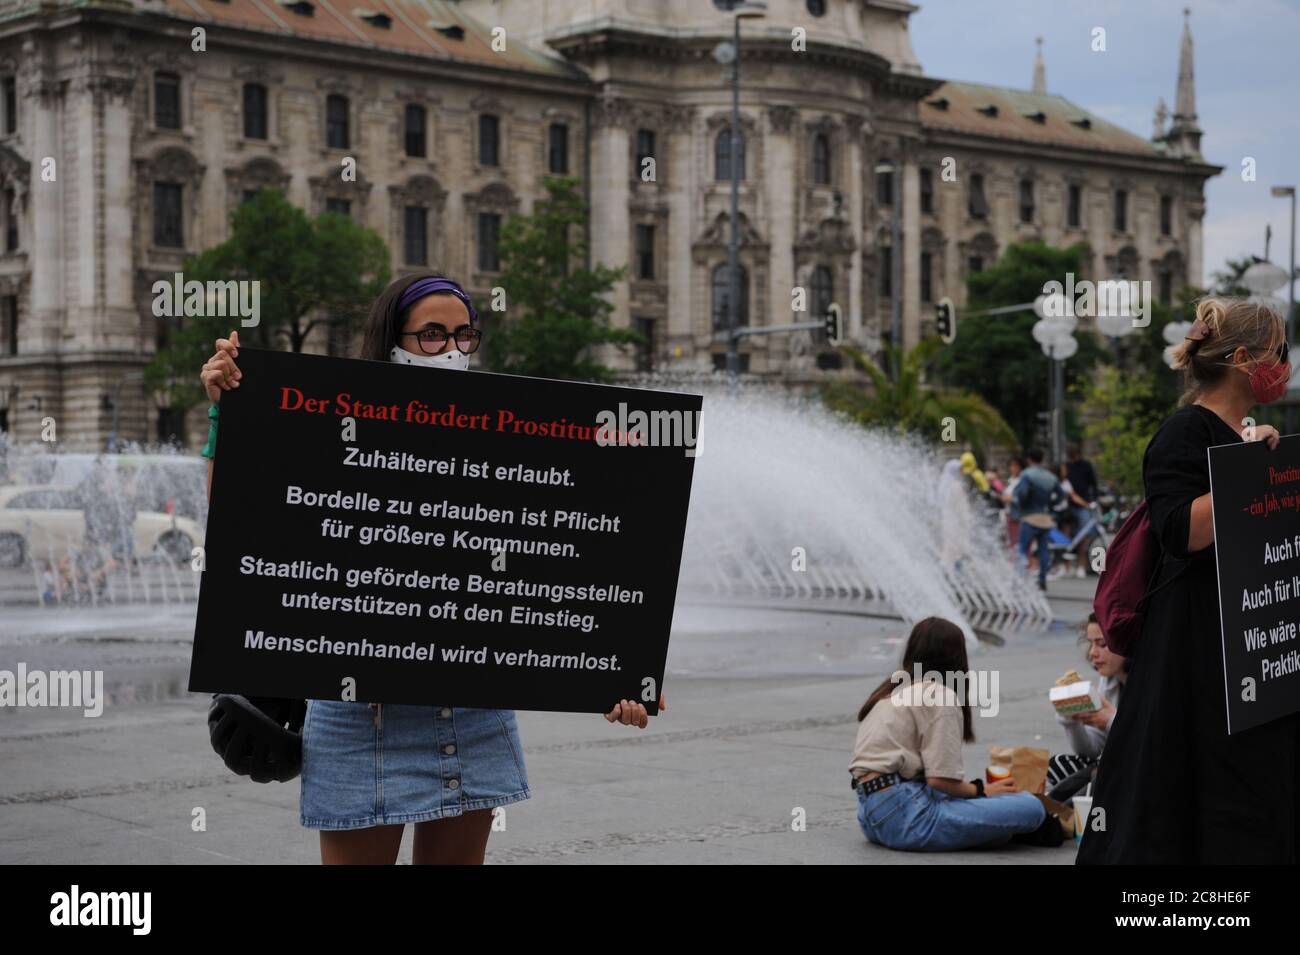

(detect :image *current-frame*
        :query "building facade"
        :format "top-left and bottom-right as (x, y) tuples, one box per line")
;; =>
(0, 0), (1220, 449)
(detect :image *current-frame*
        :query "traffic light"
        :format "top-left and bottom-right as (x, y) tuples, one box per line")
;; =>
(823, 303), (843, 347)
(936, 297), (956, 343)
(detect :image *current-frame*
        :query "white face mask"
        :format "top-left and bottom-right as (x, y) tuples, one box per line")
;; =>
(390, 345), (470, 371)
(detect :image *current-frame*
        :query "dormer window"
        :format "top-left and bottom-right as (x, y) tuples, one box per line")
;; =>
(281, 0), (314, 15)
(428, 20), (465, 40)
(356, 9), (391, 28)
(926, 97), (949, 111)
(1071, 117), (1092, 130)
(1024, 111), (1046, 124)
(976, 104), (999, 118)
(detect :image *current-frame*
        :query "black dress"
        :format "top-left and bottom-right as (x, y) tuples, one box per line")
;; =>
(1077, 403), (1299, 864)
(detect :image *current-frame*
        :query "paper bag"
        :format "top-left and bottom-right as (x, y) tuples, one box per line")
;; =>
(1038, 794), (1075, 837)
(988, 745), (1049, 795)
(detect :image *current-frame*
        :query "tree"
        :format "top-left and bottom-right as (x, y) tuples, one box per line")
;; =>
(822, 337), (1019, 458)
(1079, 366), (1164, 498)
(481, 176), (641, 382)
(932, 240), (1106, 450)
(145, 188), (390, 408)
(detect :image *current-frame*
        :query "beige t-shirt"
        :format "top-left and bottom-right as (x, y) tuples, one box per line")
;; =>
(849, 679), (966, 781)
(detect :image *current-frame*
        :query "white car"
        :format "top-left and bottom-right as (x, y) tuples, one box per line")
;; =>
(0, 485), (206, 568)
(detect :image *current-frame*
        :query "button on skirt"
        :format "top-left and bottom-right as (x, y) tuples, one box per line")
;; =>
(300, 700), (531, 830)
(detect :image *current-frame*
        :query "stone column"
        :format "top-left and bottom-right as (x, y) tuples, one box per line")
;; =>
(666, 105), (696, 356)
(900, 147), (921, 347)
(589, 97), (632, 368)
(765, 105), (796, 361)
(845, 115), (864, 339)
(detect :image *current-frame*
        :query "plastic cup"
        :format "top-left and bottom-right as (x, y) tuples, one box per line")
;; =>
(1072, 795), (1093, 844)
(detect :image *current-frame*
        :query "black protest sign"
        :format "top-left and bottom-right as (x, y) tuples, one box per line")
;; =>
(1209, 436), (1300, 733)
(188, 347), (701, 713)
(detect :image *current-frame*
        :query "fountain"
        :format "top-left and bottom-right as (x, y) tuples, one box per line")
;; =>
(670, 383), (1051, 649)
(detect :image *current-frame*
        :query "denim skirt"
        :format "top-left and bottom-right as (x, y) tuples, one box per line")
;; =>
(300, 700), (530, 830)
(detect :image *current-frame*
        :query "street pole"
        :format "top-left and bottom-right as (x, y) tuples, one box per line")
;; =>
(725, 14), (741, 388)
(890, 160), (902, 381)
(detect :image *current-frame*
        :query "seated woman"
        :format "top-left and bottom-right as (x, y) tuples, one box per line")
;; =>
(850, 617), (1055, 852)
(1046, 613), (1126, 802)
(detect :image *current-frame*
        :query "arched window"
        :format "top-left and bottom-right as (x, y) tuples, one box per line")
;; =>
(812, 133), (831, 185)
(715, 129), (745, 181)
(712, 263), (749, 332)
(810, 265), (833, 317)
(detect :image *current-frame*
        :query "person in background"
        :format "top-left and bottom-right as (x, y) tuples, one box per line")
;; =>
(1046, 613), (1126, 802)
(1013, 448), (1063, 591)
(1065, 443), (1100, 575)
(1001, 456), (1024, 550)
(850, 617), (1057, 851)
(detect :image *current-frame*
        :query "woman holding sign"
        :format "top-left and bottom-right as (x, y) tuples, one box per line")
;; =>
(1078, 297), (1297, 864)
(200, 274), (662, 865)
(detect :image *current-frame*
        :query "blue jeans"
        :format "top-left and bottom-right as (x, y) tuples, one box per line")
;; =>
(856, 779), (1045, 852)
(1018, 521), (1053, 585)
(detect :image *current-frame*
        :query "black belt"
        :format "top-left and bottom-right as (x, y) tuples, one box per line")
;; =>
(851, 771), (904, 796)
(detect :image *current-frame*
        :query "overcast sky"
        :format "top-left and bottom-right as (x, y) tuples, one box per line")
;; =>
(909, 0), (1300, 291)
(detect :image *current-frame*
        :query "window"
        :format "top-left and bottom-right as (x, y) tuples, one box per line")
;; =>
(878, 246), (892, 297)
(920, 252), (933, 303)
(325, 197), (351, 217)
(711, 263), (749, 332)
(243, 84), (268, 140)
(1067, 184), (1082, 228)
(403, 206), (427, 265)
(3, 76), (15, 135)
(811, 133), (831, 185)
(478, 212), (501, 271)
(156, 408), (185, 447)
(711, 352), (750, 373)
(479, 114), (500, 166)
(968, 174), (988, 219)
(153, 183), (183, 247)
(1160, 195), (1173, 236)
(1113, 189), (1128, 232)
(1159, 270), (1173, 305)
(4, 188), (15, 252)
(876, 166), (894, 206)
(1019, 179), (1034, 223)
(807, 0), (827, 15)
(326, 94), (349, 149)
(548, 123), (569, 174)
(920, 168), (934, 214)
(635, 129), (656, 174)
(404, 104), (426, 158)
(154, 73), (181, 130)
(2, 295), (16, 356)
(241, 189), (259, 205)
(715, 129), (745, 181)
(635, 224), (655, 280)
(635, 317), (656, 372)
(810, 265), (833, 317)
(968, 256), (984, 274)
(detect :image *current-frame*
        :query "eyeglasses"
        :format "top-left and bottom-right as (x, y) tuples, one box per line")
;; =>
(399, 324), (483, 355)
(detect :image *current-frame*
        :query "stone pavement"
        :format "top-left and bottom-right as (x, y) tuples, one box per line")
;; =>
(0, 575), (1098, 864)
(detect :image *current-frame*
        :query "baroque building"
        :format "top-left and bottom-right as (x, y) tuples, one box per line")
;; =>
(0, 0), (1220, 449)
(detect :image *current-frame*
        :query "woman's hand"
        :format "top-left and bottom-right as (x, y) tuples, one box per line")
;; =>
(985, 777), (1020, 797)
(1248, 423), (1281, 450)
(1073, 696), (1115, 729)
(604, 694), (665, 729)
(201, 330), (242, 403)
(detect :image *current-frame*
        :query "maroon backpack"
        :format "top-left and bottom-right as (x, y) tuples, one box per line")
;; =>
(1093, 500), (1159, 656)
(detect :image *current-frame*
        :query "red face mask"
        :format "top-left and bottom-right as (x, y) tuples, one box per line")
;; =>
(1249, 359), (1292, 404)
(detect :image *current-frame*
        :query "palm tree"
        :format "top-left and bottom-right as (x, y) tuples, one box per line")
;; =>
(821, 337), (1018, 456)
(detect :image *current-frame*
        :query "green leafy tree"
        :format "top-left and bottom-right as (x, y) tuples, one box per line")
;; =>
(932, 240), (1106, 450)
(145, 188), (389, 407)
(481, 176), (640, 382)
(1079, 366), (1165, 497)
(822, 338), (1018, 457)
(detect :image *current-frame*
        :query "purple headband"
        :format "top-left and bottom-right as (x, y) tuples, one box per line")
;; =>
(397, 277), (478, 325)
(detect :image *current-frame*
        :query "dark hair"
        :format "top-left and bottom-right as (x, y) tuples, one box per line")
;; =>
(1008, 456), (1024, 469)
(1079, 611), (1130, 672)
(857, 617), (974, 742)
(359, 273), (476, 362)
(1066, 443), (1080, 459)
(1026, 447), (1044, 464)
